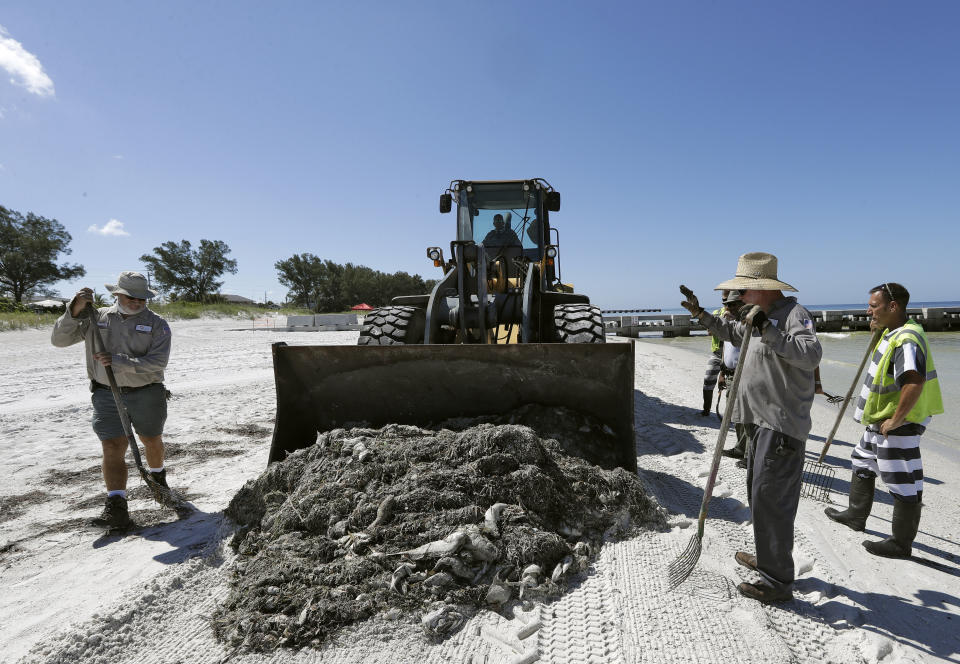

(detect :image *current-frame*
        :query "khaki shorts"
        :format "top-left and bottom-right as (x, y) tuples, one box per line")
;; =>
(91, 383), (168, 440)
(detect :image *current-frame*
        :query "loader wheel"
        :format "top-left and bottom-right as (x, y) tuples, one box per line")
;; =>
(553, 304), (606, 343)
(358, 306), (425, 345)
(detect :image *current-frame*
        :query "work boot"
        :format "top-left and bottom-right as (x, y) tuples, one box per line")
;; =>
(737, 581), (792, 604)
(149, 469), (169, 488)
(863, 498), (922, 559)
(736, 458), (748, 469)
(824, 471), (875, 531)
(699, 390), (712, 416)
(90, 495), (132, 529)
(734, 551), (757, 571)
(722, 448), (745, 459)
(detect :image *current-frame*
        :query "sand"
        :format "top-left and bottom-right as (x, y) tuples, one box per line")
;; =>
(1, 318), (958, 663)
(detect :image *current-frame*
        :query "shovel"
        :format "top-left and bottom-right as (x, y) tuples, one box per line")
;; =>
(668, 318), (754, 590)
(84, 303), (183, 509)
(801, 328), (883, 502)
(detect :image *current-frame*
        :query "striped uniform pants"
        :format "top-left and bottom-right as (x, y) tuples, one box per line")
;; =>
(703, 351), (723, 391)
(851, 426), (923, 501)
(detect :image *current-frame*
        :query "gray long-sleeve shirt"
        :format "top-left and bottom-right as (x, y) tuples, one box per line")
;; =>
(51, 303), (171, 388)
(699, 296), (822, 441)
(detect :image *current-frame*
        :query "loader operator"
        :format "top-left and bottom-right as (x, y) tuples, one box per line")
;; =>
(51, 271), (172, 529)
(681, 251), (822, 604)
(824, 282), (943, 559)
(483, 213), (521, 246)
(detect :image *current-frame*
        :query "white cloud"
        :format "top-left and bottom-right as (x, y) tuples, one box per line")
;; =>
(87, 219), (130, 237)
(0, 25), (55, 97)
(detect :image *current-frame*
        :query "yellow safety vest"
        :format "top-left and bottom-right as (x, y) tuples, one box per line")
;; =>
(710, 307), (726, 354)
(861, 320), (944, 425)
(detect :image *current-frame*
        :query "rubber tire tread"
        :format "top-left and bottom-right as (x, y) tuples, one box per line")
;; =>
(553, 304), (605, 343)
(357, 306), (425, 345)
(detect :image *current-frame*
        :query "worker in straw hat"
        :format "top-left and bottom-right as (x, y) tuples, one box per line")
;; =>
(680, 252), (822, 603)
(51, 271), (173, 529)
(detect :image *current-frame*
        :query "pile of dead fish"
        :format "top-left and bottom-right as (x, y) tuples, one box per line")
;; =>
(214, 406), (666, 650)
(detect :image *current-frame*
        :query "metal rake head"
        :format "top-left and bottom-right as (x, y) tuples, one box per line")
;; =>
(667, 531), (702, 590)
(138, 468), (186, 510)
(823, 392), (844, 405)
(801, 460), (836, 502)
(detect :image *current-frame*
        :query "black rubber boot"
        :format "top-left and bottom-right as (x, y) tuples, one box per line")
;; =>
(863, 497), (922, 559)
(90, 495), (132, 529)
(824, 471), (875, 531)
(699, 390), (712, 416)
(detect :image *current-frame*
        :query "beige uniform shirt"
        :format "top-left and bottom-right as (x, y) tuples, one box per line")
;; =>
(51, 304), (171, 388)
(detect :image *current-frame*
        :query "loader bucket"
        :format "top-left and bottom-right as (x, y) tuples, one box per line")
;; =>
(268, 342), (637, 472)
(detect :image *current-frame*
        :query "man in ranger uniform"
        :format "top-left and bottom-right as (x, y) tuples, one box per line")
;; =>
(681, 252), (822, 603)
(51, 271), (172, 529)
(824, 282), (944, 558)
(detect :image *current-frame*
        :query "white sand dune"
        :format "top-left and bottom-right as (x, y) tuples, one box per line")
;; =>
(1, 319), (958, 663)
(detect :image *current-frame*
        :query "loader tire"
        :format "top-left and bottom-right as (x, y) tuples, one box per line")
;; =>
(358, 306), (426, 345)
(553, 304), (606, 343)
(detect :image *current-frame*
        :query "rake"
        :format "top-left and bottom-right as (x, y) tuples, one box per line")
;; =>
(668, 319), (754, 590)
(801, 329), (882, 502)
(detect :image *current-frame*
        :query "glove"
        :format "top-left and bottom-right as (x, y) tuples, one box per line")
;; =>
(679, 285), (703, 317)
(740, 304), (769, 331)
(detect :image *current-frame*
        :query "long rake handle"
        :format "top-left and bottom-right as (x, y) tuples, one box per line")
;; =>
(817, 328), (882, 464)
(696, 319), (754, 538)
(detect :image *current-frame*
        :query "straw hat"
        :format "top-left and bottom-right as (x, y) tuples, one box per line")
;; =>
(714, 252), (797, 292)
(105, 271), (157, 300)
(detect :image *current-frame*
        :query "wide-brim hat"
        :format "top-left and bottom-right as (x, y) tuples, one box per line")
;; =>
(105, 271), (157, 300)
(714, 252), (797, 292)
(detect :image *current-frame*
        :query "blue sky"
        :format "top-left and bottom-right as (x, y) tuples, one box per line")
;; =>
(2, 2), (958, 310)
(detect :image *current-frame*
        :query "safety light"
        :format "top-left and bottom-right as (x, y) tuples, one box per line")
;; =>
(427, 247), (443, 266)
(545, 245), (558, 259)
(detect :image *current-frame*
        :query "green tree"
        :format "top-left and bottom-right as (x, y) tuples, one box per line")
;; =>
(275, 253), (324, 309)
(0, 205), (86, 303)
(139, 239), (238, 302)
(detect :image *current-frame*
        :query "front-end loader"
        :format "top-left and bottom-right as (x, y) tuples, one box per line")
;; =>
(268, 179), (636, 471)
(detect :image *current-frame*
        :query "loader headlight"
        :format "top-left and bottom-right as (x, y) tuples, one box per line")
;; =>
(427, 247), (441, 261)
(545, 245), (558, 259)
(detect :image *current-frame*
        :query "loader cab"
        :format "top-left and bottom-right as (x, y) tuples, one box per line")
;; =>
(450, 180), (551, 262)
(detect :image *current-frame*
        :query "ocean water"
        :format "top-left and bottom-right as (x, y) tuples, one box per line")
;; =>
(635, 328), (960, 452)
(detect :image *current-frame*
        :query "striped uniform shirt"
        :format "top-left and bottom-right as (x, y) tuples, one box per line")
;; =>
(850, 325), (930, 500)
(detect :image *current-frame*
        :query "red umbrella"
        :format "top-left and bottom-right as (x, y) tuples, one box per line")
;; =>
(350, 303), (374, 311)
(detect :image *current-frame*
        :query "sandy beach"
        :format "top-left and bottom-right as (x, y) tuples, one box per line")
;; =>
(1, 318), (958, 663)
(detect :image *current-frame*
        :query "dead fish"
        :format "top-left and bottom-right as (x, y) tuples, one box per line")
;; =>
(521, 564), (541, 587)
(390, 562), (416, 594)
(423, 571), (454, 588)
(337, 531), (372, 554)
(395, 531), (468, 560)
(485, 580), (511, 605)
(436, 556), (474, 580)
(464, 530), (499, 562)
(551, 555), (575, 583)
(421, 604), (467, 636)
(483, 502), (511, 537)
(368, 495), (395, 529)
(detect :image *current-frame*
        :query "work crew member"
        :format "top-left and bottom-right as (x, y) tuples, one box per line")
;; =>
(51, 271), (172, 529)
(824, 282), (943, 558)
(697, 293), (731, 417)
(483, 213), (521, 246)
(715, 290), (750, 464)
(681, 252), (822, 603)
